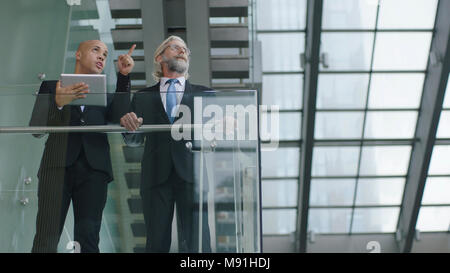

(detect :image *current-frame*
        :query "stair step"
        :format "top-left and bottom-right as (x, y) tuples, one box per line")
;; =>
(133, 244), (146, 253)
(109, 0), (141, 19)
(111, 27), (143, 50)
(211, 55), (249, 59)
(122, 145), (144, 163)
(210, 26), (249, 48)
(127, 196), (143, 214)
(210, 0), (248, 17)
(131, 221), (146, 237)
(210, 23), (248, 28)
(71, 0), (99, 20)
(125, 172), (140, 189)
(211, 83), (248, 89)
(211, 58), (249, 79)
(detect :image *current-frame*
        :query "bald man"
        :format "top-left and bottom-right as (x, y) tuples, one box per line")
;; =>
(29, 40), (135, 253)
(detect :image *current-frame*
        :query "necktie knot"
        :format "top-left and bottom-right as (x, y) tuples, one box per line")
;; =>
(166, 78), (179, 85)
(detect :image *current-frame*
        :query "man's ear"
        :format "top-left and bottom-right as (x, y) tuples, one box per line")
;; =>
(157, 53), (166, 64)
(75, 50), (81, 61)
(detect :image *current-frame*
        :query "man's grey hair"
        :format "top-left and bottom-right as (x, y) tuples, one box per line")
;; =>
(153, 35), (190, 82)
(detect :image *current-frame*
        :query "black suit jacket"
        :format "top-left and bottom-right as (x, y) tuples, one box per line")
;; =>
(128, 81), (212, 188)
(29, 73), (131, 182)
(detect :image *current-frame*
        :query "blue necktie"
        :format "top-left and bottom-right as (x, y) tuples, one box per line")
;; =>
(166, 79), (178, 123)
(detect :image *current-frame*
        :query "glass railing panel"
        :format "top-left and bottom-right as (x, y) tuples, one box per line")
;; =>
(0, 90), (261, 253)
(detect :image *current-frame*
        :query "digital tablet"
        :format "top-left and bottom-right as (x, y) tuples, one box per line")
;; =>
(60, 74), (107, 106)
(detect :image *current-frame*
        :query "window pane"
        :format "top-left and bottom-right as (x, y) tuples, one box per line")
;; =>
(261, 112), (301, 141)
(373, 32), (432, 71)
(428, 146), (450, 175)
(261, 148), (300, 177)
(308, 208), (352, 233)
(355, 178), (405, 206)
(359, 146), (411, 175)
(352, 207), (400, 233)
(378, 0), (438, 29)
(257, 0), (307, 30)
(317, 73), (369, 109)
(416, 206), (450, 232)
(262, 180), (298, 207)
(315, 112), (364, 139)
(312, 146), (360, 176)
(436, 111), (450, 138)
(310, 179), (355, 206)
(422, 177), (450, 205)
(363, 111), (418, 139)
(320, 32), (374, 71)
(259, 33), (305, 72)
(322, 0), (378, 29)
(262, 74), (303, 110)
(368, 73), (424, 109)
(262, 209), (296, 234)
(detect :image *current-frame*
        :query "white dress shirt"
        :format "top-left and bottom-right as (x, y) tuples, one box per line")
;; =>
(159, 77), (186, 113)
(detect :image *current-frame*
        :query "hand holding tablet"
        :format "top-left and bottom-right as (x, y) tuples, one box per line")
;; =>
(60, 74), (107, 107)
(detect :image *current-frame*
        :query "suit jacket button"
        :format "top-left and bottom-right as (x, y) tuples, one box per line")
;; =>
(80, 119), (86, 126)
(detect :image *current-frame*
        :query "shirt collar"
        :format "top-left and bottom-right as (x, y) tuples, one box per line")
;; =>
(160, 76), (186, 87)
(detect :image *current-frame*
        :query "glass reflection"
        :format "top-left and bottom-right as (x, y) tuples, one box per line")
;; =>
(312, 146), (360, 176)
(322, 0), (378, 30)
(317, 73), (369, 109)
(320, 32), (374, 71)
(377, 0), (438, 29)
(315, 111), (364, 139)
(351, 207), (399, 233)
(308, 208), (352, 233)
(363, 111), (418, 139)
(373, 32), (432, 71)
(368, 73), (424, 109)
(310, 179), (355, 206)
(258, 33), (305, 72)
(359, 146), (411, 175)
(256, 0), (307, 30)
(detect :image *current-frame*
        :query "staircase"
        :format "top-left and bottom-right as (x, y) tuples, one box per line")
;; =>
(209, 0), (251, 89)
(107, 0), (254, 253)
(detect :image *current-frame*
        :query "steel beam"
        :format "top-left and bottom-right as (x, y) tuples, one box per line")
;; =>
(397, 0), (450, 253)
(295, 0), (323, 253)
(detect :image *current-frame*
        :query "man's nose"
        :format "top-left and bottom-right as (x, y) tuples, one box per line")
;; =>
(98, 55), (104, 61)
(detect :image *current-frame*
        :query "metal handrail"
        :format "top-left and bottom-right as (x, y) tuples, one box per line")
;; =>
(0, 124), (203, 134)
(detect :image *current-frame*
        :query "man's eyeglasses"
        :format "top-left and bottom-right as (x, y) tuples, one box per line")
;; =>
(166, 44), (191, 56)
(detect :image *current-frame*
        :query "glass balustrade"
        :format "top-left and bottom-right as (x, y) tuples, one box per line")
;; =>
(0, 90), (261, 253)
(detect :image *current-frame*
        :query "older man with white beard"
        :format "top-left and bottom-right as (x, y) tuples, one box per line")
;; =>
(120, 36), (212, 253)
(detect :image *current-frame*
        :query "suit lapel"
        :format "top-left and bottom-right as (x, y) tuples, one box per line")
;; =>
(174, 80), (193, 123)
(150, 83), (170, 124)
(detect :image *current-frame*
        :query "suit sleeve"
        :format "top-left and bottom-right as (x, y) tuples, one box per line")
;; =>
(29, 81), (70, 137)
(107, 72), (132, 124)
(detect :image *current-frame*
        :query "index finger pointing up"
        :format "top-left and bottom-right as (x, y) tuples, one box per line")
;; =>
(127, 44), (136, 56)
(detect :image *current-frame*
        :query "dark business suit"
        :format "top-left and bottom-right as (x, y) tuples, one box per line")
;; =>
(29, 73), (130, 253)
(125, 80), (212, 252)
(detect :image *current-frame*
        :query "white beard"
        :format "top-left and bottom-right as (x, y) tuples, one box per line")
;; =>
(163, 55), (189, 74)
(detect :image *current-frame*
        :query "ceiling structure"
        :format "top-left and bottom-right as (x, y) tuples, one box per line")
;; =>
(258, 0), (449, 252)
